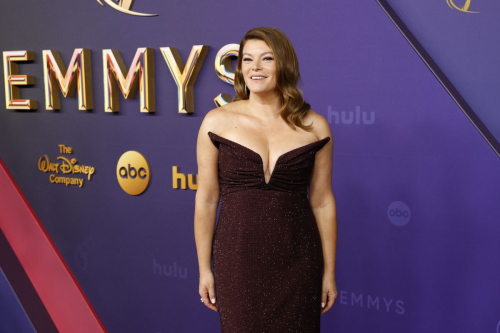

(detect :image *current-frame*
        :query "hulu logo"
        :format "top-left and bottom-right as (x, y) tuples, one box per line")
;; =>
(328, 106), (375, 125)
(153, 258), (188, 279)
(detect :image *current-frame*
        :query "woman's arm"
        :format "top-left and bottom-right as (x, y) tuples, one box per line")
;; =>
(307, 112), (338, 313)
(194, 110), (221, 312)
(309, 112), (337, 277)
(310, 189), (337, 278)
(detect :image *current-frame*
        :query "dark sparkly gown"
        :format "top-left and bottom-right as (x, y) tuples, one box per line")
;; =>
(207, 131), (331, 333)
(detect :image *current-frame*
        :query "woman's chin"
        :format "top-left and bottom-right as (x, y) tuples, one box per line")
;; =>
(248, 88), (276, 96)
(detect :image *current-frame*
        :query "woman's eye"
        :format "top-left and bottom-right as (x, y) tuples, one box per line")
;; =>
(242, 57), (273, 62)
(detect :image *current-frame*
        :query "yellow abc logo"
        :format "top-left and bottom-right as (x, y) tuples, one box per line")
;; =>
(116, 151), (151, 195)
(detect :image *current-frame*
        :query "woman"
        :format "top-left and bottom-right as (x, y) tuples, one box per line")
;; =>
(194, 27), (338, 332)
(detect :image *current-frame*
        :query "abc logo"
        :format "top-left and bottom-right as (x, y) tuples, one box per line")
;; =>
(387, 201), (410, 226)
(116, 151), (150, 195)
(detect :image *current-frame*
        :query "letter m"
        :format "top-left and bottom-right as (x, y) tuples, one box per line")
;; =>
(42, 49), (93, 110)
(351, 292), (363, 307)
(102, 48), (155, 113)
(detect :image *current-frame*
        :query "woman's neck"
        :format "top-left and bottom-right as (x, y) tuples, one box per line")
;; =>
(247, 90), (282, 121)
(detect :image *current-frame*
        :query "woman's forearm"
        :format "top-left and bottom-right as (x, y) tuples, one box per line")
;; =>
(311, 194), (338, 276)
(194, 191), (220, 275)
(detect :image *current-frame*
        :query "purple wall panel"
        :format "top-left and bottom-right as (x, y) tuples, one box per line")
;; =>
(1, 0), (499, 332)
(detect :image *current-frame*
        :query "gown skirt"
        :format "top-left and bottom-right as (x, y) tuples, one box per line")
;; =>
(207, 131), (331, 333)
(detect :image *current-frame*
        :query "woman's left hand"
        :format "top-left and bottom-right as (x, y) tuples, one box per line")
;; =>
(320, 273), (337, 315)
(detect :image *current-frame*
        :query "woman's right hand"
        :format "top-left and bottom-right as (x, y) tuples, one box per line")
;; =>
(199, 271), (218, 312)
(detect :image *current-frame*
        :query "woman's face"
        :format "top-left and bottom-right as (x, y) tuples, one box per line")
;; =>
(241, 39), (278, 96)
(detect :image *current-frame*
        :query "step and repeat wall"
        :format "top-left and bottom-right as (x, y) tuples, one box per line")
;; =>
(1, 0), (499, 332)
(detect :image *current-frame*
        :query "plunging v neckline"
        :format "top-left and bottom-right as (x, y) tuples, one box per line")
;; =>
(208, 131), (330, 185)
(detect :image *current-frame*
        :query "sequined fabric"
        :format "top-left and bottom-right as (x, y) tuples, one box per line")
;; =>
(208, 131), (330, 333)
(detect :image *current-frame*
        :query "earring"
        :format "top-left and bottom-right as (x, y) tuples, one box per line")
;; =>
(244, 84), (249, 95)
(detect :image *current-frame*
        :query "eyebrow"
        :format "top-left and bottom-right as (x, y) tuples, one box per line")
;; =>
(242, 52), (274, 56)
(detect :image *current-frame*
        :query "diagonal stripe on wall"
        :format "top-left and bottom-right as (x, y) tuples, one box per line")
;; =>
(0, 157), (107, 333)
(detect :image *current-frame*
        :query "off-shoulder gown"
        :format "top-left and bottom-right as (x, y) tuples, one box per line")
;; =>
(207, 131), (330, 333)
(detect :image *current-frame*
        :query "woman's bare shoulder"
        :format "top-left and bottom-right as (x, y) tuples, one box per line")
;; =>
(201, 101), (247, 134)
(305, 109), (332, 140)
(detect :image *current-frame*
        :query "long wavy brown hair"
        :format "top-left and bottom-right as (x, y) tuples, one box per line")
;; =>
(232, 27), (313, 131)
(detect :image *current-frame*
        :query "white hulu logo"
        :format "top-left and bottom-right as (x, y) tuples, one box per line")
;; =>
(328, 106), (375, 125)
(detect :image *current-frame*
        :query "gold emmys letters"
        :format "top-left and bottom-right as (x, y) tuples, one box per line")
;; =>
(3, 51), (37, 110)
(160, 45), (209, 113)
(103, 48), (155, 113)
(43, 49), (93, 110)
(3, 44), (240, 113)
(214, 44), (239, 107)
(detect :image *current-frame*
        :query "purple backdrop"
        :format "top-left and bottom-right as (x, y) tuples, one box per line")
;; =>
(1, 0), (499, 332)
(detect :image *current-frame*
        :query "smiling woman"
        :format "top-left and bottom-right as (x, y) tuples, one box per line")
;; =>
(194, 27), (338, 333)
(233, 27), (314, 132)
(241, 41), (277, 97)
